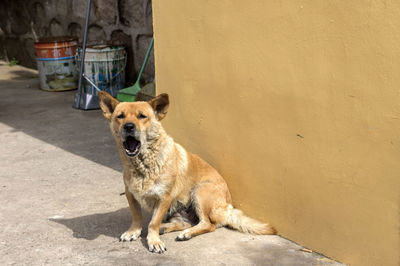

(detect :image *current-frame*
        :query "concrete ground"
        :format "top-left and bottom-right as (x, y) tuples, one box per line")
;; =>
(0, 61), (343, 265)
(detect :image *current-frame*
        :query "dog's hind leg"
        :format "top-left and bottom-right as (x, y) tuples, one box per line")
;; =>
(175, 182), (220, 241)
(176, 220), (216, 241)
(159, 216), (191, 235)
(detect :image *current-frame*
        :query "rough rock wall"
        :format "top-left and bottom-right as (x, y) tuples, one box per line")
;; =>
(0, 0), (154, 85)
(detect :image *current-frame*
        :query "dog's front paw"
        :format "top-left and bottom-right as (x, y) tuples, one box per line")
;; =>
(147, 235), (167, 253)
(176, 229), (192, 241)
(120, 229), (141, 242)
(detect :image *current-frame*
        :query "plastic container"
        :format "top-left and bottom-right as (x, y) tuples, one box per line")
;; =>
(34, 36), (78, 91)
(76, 44), (126, 97)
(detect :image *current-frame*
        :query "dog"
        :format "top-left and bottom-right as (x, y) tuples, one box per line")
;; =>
(99, 91), (276, 253)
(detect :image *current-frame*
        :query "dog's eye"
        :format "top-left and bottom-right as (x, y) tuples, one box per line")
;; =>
(117, 113), (125, 119)
(138, 113), (147, 119)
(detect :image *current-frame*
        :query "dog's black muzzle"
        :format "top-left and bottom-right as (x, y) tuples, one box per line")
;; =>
(124, 123), (135, 134)
(122, 123), (141, 157)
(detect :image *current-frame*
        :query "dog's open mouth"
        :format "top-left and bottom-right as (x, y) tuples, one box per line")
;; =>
(123, 136), (141, 157)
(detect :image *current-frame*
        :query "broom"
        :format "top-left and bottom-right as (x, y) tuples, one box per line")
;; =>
(117, 37), (154, 102)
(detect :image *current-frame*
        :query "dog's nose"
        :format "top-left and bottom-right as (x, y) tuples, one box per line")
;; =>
(124, 123), (135, 133)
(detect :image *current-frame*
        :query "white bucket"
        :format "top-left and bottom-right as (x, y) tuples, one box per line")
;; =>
(77, 45), (126, 97)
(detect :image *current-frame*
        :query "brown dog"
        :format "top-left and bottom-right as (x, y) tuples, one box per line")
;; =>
(99, 91), (276, 253)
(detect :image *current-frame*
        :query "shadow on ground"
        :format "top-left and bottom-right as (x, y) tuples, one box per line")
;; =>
(50, 208), (131, 240)
(6, 69), (38, 80)
(0, 67), (122, 171)
(50, 207), (152, 239)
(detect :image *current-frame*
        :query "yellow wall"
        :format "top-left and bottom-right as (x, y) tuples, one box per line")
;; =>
(152, 1), (400, 265)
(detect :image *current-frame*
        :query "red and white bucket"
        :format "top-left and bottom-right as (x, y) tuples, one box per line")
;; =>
(34, 36), (79, 91)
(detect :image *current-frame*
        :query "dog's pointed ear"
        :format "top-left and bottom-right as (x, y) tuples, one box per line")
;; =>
(148, 93), (169, 121)
(99, 91), (119, 120)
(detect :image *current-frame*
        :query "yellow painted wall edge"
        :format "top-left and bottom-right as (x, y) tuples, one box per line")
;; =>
(152, 1), (400, 265)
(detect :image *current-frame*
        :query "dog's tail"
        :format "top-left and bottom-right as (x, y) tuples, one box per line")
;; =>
(222, 205), (277, 235)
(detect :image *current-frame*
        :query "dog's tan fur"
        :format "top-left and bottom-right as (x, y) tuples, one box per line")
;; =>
(99, 91), (276, 253)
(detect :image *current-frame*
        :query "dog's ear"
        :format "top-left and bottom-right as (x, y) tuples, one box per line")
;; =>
(148, 93), (169, 121)
(99, 91), (119, 120)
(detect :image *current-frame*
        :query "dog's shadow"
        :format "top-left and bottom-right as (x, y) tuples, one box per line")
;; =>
(50, 208), (152, 246)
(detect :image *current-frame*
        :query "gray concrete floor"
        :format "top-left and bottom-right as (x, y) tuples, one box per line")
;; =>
(0, 62), (343, 265)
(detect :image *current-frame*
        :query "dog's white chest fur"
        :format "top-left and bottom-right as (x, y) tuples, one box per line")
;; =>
(146, 182), (169, 197)
(127, 173), (169, 211)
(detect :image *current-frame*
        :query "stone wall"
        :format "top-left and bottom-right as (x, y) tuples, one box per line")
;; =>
(0, 0), (154, 85)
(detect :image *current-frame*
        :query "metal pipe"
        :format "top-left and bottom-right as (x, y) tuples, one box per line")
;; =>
(75, 0), (91, 109)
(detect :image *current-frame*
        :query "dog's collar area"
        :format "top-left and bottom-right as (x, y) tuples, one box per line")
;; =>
(123, 136), (141, 157)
